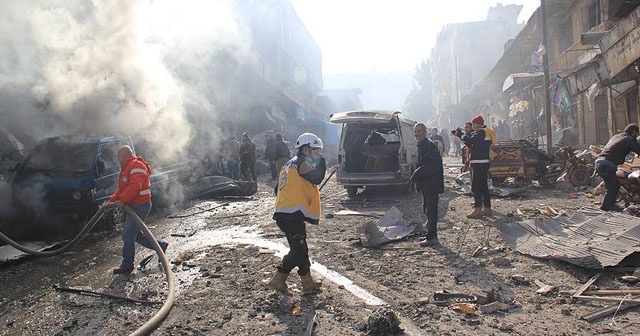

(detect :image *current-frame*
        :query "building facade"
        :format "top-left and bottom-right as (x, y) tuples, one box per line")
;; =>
(430, 4), (524, 129)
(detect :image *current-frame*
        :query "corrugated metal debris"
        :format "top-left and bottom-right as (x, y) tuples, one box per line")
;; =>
(496, 208), (640, 269)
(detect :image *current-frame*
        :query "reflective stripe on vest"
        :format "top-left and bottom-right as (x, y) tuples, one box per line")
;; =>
(130, 168), (148, 175)
(139, 189), (151, 195)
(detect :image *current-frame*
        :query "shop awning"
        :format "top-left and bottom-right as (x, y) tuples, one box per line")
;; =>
(563, 57), (609, 95)
(503, 72), (543, 92)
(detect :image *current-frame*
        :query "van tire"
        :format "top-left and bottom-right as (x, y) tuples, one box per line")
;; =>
(346, 186), (358, 198)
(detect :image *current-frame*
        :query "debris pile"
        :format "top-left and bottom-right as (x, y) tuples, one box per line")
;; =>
(365, 308), (403, 336)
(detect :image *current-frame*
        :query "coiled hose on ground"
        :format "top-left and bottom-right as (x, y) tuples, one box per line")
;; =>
(0, 203), (176, 336)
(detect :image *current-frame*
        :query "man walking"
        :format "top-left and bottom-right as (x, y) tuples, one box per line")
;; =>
(595, 124), (640, 211)
(411, 123), (444, 246)
(461, 115), (496, 218)
(105, 145), (167, 275)
(267, 133), (326, 295)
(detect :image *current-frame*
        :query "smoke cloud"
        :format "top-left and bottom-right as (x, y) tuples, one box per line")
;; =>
(0, 0), (251, 162)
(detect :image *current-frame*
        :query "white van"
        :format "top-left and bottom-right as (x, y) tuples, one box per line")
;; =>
(330, 110), (419, 197)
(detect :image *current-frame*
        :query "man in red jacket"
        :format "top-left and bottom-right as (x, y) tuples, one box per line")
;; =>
(105, 145), (168, 275)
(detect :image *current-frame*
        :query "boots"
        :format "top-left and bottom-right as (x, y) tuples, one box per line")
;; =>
(267, 271), (291, 295)
(467, 207), (483, 219)
(482, 208), (492, 216)
(300, 273), (322, 295)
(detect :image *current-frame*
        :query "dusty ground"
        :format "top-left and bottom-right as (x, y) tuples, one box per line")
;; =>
(0, 156), (639, 335)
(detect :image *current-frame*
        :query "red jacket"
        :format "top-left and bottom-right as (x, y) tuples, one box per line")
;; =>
(108, 156), (152, 206)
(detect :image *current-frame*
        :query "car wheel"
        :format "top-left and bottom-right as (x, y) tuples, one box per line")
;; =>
(569, 168), (592, 187)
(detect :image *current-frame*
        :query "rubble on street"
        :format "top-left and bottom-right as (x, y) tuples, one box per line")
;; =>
(2, 156), (640, 335)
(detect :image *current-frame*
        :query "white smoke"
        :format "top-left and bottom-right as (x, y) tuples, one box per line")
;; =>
(0, 0), (251, 162)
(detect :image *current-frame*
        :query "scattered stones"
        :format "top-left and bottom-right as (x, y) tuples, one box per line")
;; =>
(491, 257), (511, 267)
(510, 275), (530, 285)
(479, 301), (509, 314)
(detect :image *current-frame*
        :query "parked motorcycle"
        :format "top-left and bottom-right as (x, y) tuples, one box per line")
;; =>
(543, 145), (593, 187)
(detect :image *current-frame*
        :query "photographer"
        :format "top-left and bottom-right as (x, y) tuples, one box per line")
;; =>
(460, 116), (496, 218)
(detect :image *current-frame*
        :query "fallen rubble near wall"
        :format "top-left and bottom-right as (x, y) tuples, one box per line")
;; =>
(496, 208), (640, 269)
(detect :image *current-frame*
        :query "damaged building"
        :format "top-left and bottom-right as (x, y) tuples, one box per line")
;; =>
(433, 0), (640, 149)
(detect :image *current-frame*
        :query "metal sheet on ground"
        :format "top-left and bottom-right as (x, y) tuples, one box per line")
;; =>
(496, 209), (640, 269)
(0, 241), (63, 263)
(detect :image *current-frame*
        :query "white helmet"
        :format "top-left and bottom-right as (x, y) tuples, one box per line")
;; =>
(295, 132), (323, 149)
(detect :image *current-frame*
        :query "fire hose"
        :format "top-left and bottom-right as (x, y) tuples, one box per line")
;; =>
(0, 203), (176, 336)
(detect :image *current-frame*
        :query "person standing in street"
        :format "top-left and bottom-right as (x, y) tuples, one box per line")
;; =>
(267, 133), (326, 295)
(440, 128), (450, 156)
(265, 130), (278, 180)
(224, 137), (240, 180)
(240, 132), (257, 181)
(105, 145), (168, 275)
(274, 133), (291, 176)
(451, 129), (462, 157)
(461, 122), (472, 171)
(461, 115), (496, 218)
(595, 124), (640, 211)
(429, 127), (445, 156)
(411, 123), (444, 246)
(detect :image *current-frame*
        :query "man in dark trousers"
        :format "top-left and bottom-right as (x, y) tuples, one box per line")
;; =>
(460, 115), (496, 218)
(411, 123), (444, 247)
(267, 133), (326, 295)
(595, 124), (640, 211)
(240, 132), (257, 181)
(265, 130), (278, 180)
(273, 133), (291, 176)
(104, 145), (168, 275)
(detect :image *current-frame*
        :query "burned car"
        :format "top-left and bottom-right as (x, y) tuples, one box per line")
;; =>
(330, 110), (418, 197)
(11, 135), (133, 238)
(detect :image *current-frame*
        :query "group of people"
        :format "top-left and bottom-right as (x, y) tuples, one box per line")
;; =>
(103, 114), (640, 299)
(218, 131), (290, 182)
(222, 133), (257, 181)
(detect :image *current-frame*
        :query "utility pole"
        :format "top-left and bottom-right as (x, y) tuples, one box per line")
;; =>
(541, 0), (553, 152)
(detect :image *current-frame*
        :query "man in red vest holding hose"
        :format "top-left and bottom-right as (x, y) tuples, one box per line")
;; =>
(104, 145), (168, 275)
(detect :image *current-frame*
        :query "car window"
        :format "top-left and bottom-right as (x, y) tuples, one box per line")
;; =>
(98, 143), (121, 172)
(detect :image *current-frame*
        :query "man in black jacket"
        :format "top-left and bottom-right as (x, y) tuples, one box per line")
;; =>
(411, 123), (444, 246)
(595, 124), (640, 211)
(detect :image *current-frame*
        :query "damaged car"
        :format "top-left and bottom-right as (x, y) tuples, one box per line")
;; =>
(330, 110), (418, 197)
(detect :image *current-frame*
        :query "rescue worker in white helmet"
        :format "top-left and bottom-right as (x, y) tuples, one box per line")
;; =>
(267, 132), (326, 295)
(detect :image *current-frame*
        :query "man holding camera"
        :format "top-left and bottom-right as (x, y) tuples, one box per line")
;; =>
(458, 115), (496, 218)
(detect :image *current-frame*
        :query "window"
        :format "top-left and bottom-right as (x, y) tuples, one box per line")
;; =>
(98, 143), (122, 175)
(586, 0), (602, 31)
(558, 20), (574, 51)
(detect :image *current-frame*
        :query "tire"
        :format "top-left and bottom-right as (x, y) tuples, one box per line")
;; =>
(569, 168), (592, 187)
(346, 186), (358, 198)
